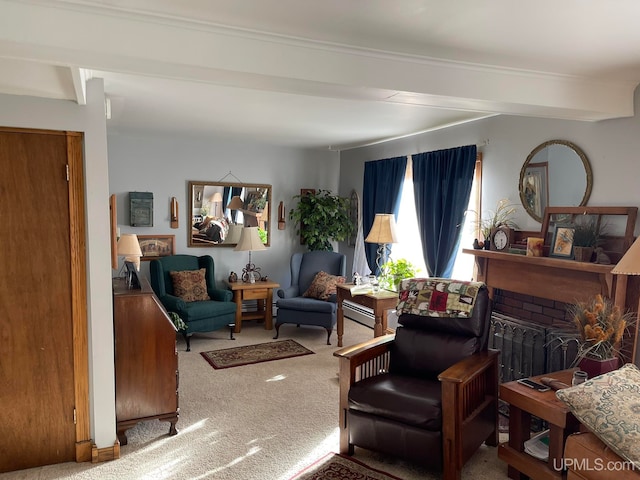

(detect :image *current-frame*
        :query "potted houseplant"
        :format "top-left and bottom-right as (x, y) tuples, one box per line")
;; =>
(289, 189), (354, 251)
(569, 294), (635, 378)
(469, 199), (519, 249)
(572, 217), (603, 262)
(379, 258), (418, 291)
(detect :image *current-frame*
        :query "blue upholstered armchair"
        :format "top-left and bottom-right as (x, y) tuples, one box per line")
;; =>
(274, 251), (346, 345)
(149, 254), (237, 351)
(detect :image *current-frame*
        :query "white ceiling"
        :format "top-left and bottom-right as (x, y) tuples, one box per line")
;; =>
(1, 0), (640, 150)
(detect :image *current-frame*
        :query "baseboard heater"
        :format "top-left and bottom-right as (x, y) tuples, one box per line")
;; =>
(343, 300), (375, 329)
(342, 300), (400, 331)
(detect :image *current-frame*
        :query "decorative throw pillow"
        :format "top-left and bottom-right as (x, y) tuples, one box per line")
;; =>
(555, 363), (640, 469)
(303, 271), (346, 301)
(170, 268), (210, 302)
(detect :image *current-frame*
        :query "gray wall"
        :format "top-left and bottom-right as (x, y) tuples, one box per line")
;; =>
(108, 131), (340, 288)
(339, 87), (640, 273)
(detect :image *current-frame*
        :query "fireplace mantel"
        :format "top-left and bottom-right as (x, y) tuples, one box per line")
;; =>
(463, 248), (639, 363)
(463, 248), (624, 307)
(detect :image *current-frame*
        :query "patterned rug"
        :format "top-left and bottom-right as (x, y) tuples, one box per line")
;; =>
(290, 453), (402, 480)
(200, 339), (314, 369)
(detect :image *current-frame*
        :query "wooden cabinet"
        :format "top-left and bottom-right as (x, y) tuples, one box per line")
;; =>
(112, 277), (179, 445)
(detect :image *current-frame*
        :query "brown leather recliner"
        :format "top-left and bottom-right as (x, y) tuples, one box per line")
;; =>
(334, 281), (499, 480)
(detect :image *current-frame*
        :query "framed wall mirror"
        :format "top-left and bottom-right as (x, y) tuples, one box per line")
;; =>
(519, 139), (593, 223)
(188, 181), (271, 247)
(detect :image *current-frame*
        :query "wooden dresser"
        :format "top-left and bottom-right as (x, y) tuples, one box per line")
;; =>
(112, 277), (179, 445)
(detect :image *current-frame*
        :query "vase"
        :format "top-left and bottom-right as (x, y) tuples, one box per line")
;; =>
(578, 357), (619, 379)
(573, 246), (594, 262)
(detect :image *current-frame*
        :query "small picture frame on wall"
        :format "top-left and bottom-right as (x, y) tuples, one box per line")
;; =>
(137, 234), (175, 261)
(550, 224), (575, 259)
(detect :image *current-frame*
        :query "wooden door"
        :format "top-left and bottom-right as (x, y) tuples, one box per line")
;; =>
(0, 129), (79, 471)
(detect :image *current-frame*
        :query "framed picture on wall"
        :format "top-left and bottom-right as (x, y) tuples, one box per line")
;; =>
(137, 234), (176, 261)
(550, 224), (575, 259)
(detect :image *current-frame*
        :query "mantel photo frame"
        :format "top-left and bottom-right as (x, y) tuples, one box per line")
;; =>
(550, 224), (575, 259)
(137, 234), (176, 261)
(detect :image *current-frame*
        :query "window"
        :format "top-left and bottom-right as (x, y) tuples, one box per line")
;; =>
(392, 155), (482, 280)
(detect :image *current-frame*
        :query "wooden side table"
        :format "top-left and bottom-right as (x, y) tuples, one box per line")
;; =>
(498, 369), (581, 480)
(227, 280), (280, 333)
(336, 283), (397, 347)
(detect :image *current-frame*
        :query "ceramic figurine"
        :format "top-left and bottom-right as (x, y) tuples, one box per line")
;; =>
(228, 271), (238, 283)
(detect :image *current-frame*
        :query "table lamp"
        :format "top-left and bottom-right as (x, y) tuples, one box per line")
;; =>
(117, 233), (142, 272)
(611, 236), (640, 363)
(227, 195), (244, 210)
(365, 213), (399, 277)
(234, 226), (266, 283)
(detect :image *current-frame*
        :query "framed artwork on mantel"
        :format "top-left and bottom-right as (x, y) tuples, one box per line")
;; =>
(550, 224), (575, 259)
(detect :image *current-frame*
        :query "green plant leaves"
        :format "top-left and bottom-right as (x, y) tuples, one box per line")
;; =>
(289, 189), (354, 251)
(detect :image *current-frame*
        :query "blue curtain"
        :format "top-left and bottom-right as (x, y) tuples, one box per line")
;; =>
(412, 145), (476, 278)
(362, 156), (407, 274)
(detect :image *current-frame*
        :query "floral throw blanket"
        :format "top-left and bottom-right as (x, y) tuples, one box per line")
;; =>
(397, 278), (484, 318)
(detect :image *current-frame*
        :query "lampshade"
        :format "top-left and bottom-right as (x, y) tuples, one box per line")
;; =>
(117, 234), (142, 256)
(234, 227), (267, 252)
(225, 224), (243, 244)
(227, 195), (244, 210)
(365, 214), (399, 244)
(210, 192), (223, 203)
(612, 236), (640, 275)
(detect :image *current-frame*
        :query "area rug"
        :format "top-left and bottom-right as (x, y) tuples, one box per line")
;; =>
(290, 453), (403, 480)
(200, 339), (314, 369)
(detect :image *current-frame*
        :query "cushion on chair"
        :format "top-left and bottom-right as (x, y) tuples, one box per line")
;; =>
(348, 373), (443, 430)
(303, 270), (346, 300)
(170, 268), (211, 302)
(181, 298), (237, 322)
(556, 363), (640, 469)
(276, 296), (337, 313)
(389, 326), (482, 378)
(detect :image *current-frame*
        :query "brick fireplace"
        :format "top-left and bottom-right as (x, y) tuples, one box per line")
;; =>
(490, 289), (580, 382)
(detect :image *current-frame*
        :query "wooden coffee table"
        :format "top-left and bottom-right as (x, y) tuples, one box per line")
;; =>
(227, 280), (280, 333)
(498, 369), (581, 480)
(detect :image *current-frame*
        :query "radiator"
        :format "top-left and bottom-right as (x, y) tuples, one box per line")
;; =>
(342, 300), (399, 331)
(490, 312), (580, 383)
(343, 300), (375, 328)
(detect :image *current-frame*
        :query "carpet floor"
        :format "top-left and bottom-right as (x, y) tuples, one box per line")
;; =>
(0, 319), (509, 480)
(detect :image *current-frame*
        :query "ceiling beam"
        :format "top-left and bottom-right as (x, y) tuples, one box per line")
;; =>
(69, 66), (86, 105)
(0, 0), (635, 121)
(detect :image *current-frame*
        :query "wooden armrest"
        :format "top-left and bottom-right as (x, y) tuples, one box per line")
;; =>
(333, 334), (394, 364)
(438, 349), (499, 384)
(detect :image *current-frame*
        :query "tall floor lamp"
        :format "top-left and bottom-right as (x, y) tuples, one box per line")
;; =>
(365, 213), (399, 277)
(611, 236), (640, 364)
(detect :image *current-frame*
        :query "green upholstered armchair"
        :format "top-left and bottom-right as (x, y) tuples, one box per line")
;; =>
(150, 254), (237, 351)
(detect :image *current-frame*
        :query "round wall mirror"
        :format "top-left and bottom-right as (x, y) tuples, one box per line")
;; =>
(518, 139), (593, 223)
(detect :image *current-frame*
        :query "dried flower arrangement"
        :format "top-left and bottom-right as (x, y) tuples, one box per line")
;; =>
(569, 294), (635, 362)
